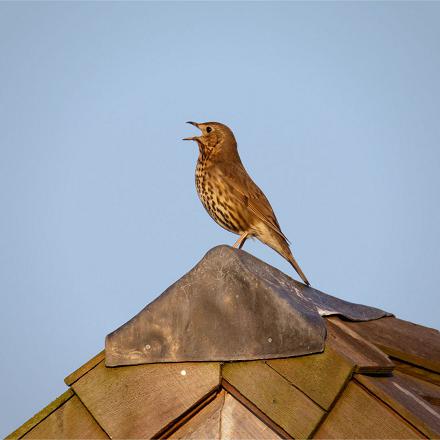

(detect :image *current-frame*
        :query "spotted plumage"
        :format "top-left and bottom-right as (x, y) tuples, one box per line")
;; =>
(184, 121), (310, 286)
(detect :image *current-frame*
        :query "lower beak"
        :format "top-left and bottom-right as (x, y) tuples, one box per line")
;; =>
(184, 121), (201, 141)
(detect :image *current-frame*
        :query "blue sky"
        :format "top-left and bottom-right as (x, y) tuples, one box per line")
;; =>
(1, 2), (439, 435)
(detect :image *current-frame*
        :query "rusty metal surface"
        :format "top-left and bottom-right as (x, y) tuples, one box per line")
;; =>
(105, 246), (391, 366)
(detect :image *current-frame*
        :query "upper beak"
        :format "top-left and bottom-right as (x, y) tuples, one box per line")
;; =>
(183, 121), (201, 141)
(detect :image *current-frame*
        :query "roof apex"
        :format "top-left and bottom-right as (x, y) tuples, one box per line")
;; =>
(105, 246), (391, 366)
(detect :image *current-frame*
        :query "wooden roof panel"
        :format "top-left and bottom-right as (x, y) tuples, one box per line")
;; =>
(267, 345), (353, 410)
(168, 392), (222, 440)
(7, 390), (75, 440)
(356, 372), (440, 438)
(326, 317), (394, 374)
(222, 360), (325, 439)
(393, 358), (440, 387)
(170, 391), (281, 440)
(221, 392), (282, 439)
(314, 381), (425, 439)
(221, 380), (293, 438)
(343, 317), (440, 373)
(22, 395), (108, 440)
(72, 361), (220, 439)
(397, 372), (440, 414)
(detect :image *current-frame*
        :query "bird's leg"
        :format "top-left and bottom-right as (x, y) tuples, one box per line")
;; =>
(232, 232), (249, 249)
(238, 236), (248, 249)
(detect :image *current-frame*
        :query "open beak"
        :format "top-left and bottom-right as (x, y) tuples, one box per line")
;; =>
(183, 121), (201, 141)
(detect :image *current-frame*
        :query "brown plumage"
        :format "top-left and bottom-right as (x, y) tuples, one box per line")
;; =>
(183, 121), (310, 286)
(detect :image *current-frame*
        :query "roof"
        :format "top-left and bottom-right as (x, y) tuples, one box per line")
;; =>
(106, 246), (390, 366)
(8, 246), (440, 439)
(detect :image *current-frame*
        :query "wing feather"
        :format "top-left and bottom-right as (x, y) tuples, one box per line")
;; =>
(216, 161), (290, 244)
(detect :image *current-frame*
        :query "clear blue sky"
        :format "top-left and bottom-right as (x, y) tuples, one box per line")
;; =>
(1, 1), (439, 435)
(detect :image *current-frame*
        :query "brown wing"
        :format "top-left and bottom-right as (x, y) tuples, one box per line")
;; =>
(216, 160), (290, 244)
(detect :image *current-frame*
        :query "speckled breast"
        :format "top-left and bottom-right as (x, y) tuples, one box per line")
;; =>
(195, 159), (244, 234)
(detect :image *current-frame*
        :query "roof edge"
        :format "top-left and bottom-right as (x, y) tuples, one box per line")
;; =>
(6, 389), (74, 440)
(65, 350), (105, 386)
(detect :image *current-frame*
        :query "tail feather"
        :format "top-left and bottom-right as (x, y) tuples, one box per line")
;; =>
(287, 253), (310, 286)
(264, 233), (310, 286)
(256, 226), (311, 286)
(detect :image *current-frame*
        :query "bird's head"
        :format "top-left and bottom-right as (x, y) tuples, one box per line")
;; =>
(183, 121), (237, 157)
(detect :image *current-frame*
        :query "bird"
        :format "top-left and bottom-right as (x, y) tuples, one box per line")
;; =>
(183, 121), (310, 286)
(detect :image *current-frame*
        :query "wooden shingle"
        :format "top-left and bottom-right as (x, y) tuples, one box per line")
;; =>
(267, 345), (353, 410)
(7, 390), (75, 440)
(72, 361), (220, 439)
(314, 381), (425, 439)
(169, 391), (281, 440)
(22, 396), (108, 439)
(393, 359), (440, 387)
(326, 316), (394, 374)
(168, 392), (223, 440)
(221, 392), (282, 439)
(356, 372), (440, 438)
(343, 317), (440, 373)
(222, 360), (325, 438)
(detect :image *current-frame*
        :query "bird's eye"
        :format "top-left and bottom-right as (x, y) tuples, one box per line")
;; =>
(206, 126), (212, 133)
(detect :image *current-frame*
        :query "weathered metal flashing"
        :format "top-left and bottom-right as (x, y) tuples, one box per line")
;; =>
(105, 246), (391, 367)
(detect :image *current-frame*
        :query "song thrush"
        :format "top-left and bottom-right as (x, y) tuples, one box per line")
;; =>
(184, 121), (310, 286)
